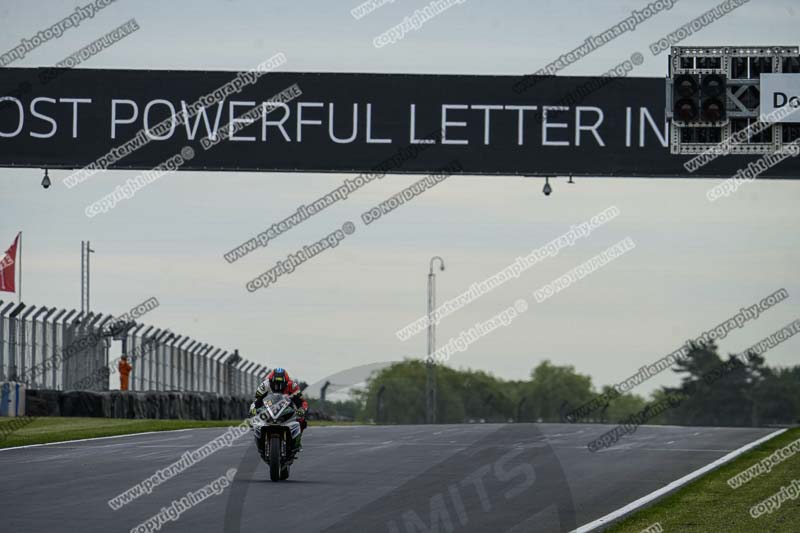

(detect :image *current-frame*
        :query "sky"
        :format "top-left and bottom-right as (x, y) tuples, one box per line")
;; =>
(1, 0), (799, 397)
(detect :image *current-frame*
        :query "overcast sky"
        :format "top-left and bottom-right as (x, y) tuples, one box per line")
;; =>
(1, 0), (798, 397)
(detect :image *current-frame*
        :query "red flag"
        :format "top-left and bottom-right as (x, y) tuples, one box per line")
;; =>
(0, 233), (19, 293)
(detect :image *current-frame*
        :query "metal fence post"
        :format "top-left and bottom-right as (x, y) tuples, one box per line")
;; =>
(208, 348), (220, 393)
(39, 308), (57, 388)
(256, 364), (269, 391)
(63, 312), (83, 390)
(223, 351), (240, 396)
(151, 328), (162, 390)
(142, 326), (157, 390)
(207, 347), (217, 392)
(179, 338), (193, 391)
(246, 362), (258, 394)
(254, 363), (263, 392)
(59, 310), (77, 390)
(77, 313), (96, 390)
(157, 331), (173, 391)
(49, 309), (65, 390)
(181, 340), (194, 391)
(127, 324), (137, 391)
(259, 365), (268, 391)
(151, 328), (164, 390)
(164, 331), (176, 390)
(0, 302), (16, 381)
(195, 344), (205, 392)
(18, 306), (36, 382)
(73, 311), (93, 390)
(92, 315), (109, 389)
(232, 360), (241, 396)
(237, 360), (248, 396)
(8, 304), (25, 382)
(149, 329), (163, 391)
(168, 335), (182, 391)
(187, 343), (197, 391)
(190, 343), (206, 392)
(84, 314), (104, 391)
(234, 358), (243, 396)
(248, 363), (255, 392)
(128, 323), (145, 391)
(240, 361), (251, 395)
(200, 345), (212, 392)
(30, 307), (47, 386)
(249, 363), (259, 393)
(49, 310), (65, 390)
(199, 343), (211, 391)
(215, 351), (228, 394)
(63, 311), (89, 390)
(95, 315), (114, 391)
(60, 311), (76, 390)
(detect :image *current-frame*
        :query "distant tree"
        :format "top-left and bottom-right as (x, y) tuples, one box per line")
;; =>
(752, 365), (800, 425)
(361, 360), (515, 424)
(658, 342), (773, 427)
(362, 361), (429, 424)
(447, 368), (514, 422)
(519, 360), (594, 422)
(353, 347), (800, 428)
(599, 385), (647, 422)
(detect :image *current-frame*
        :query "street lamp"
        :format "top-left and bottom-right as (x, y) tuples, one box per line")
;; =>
(81, 241), (95, 313)
(426, 256), (445, 424)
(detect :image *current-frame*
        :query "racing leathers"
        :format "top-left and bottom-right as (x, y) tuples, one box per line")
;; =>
(252, 371), (308, 455)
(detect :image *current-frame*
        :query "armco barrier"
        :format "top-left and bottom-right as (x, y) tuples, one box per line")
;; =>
(25, 389), (252, 420)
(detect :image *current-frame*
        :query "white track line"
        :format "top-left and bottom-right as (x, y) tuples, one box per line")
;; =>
(571, 428), (788, 532)
(0, 428), (197, 451)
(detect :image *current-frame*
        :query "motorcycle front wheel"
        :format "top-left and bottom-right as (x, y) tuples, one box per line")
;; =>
(269, 436), (282, 482)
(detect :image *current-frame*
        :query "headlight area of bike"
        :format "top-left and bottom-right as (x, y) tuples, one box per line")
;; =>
(249, 398), (295, 426)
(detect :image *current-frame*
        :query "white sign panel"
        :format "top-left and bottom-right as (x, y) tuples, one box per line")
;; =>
(760, 73), (800, 123)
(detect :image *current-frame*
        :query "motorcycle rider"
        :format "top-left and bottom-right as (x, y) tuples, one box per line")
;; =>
(251, 367), (308, 455)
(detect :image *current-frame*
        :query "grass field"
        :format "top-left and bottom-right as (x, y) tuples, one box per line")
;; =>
(0, 416), (355, 449)
(607, 427), (800, 533)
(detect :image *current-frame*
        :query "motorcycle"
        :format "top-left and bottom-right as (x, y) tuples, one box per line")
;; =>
(249, 392), (302, 482)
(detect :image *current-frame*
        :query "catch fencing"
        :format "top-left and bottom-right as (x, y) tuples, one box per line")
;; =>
(0, 300), (266, 395)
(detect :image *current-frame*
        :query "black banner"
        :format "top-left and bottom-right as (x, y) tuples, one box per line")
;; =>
(1, 67), (798, 178)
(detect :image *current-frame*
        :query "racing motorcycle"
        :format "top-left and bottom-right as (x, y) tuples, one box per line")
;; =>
(249, 391), (302, 482)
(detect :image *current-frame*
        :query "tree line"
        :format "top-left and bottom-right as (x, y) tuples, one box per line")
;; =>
(308, 341), (800, 427)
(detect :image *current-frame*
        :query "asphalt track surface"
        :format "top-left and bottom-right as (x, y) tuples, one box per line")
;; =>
(0, 423), (777, 532)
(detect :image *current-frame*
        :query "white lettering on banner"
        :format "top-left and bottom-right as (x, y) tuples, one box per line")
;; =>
(1, 98), (672, 148)
(760, 74), (800, 124)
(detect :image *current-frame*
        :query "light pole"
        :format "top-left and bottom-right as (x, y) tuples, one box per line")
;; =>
(81, 241), (95, 313)
(426, 256), (445, 424)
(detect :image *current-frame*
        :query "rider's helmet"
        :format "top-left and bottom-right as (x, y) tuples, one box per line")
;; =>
(268, 367), (289, 393)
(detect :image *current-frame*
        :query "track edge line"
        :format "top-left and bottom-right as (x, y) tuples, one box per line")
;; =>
(570, 427), (789, 532)
(0, 427), (198, 451)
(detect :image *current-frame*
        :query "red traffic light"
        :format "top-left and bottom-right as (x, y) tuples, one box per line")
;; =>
(702, 99), (724, 122)
(675, 98), (699, 122)
(675, 74), (699, 97)
(701, 74), (725, 98)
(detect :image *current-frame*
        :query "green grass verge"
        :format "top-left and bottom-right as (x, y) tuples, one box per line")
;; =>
(0, 416), (357, 449)
(0, 416), (248, 448)
(607, 427), (800, 533)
